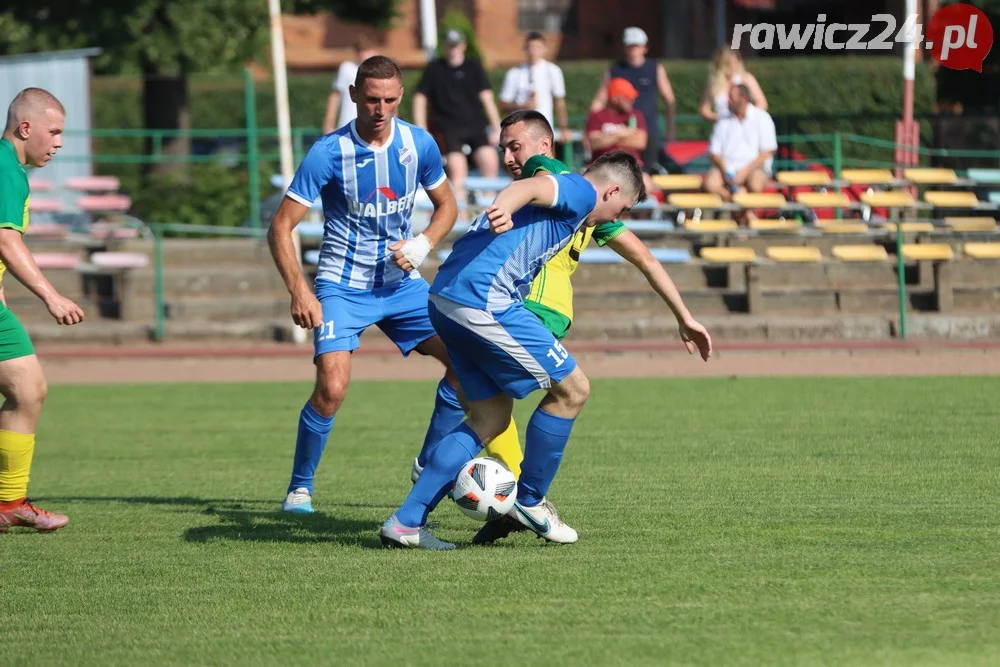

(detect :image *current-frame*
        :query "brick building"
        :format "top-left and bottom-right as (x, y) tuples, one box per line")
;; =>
(283, 0), (932, 71)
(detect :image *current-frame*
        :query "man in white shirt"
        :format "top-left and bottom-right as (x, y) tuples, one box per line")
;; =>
(322, 37), (378, 134)
(499, 32), (570, 143)
(705, 83), (777, 205)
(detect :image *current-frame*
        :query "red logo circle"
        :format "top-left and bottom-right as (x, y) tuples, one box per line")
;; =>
(927, 3), (994, 72)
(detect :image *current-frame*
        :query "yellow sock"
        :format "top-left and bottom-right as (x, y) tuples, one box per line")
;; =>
(485, 417), (523, 479)
(0, 430), (35, 501)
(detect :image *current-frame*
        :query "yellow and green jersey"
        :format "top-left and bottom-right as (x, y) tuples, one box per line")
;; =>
(0, 138), (30, 286)
(520, 154), (626, 339)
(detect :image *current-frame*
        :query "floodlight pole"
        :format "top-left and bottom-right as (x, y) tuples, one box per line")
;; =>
(268, 0), (308, 344)
(893, 0), (919, 340)
(419, 0), (439, 60)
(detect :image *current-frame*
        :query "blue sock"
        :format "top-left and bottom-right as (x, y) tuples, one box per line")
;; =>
(397, 423), (482, 527)
(517, 408), (576, 507)
(287, 401), (334, 494)
(416, 378), (465, 468)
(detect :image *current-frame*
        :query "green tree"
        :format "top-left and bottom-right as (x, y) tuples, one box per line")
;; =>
(0, 1), (397, 172)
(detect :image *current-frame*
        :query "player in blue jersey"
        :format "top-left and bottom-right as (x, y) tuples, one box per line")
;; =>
(267, 56), (465, 513)
(380, 151), (647, 550)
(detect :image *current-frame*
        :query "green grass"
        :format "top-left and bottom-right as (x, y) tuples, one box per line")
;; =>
(3, 377), (1000, 666)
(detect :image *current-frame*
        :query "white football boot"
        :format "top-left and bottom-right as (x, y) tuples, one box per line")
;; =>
(508, 497), (578, 544)
(282, 487), (315, 514)
(379, 514), (455, 550)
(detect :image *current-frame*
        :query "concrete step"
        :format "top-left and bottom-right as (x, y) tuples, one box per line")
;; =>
(574, 288), (747, 317)
(118, 238), (274, 268)
(126, 267), (286, 298)
(122, 296), (291, 322)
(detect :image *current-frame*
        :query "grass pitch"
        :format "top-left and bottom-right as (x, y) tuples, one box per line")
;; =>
(3, 376), (999, 666)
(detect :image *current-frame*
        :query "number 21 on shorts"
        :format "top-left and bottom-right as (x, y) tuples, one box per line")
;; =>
(317, 319), (335, 341)
(546, 340), (569, 368)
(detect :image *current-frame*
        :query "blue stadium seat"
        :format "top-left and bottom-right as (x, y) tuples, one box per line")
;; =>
(579, 247), (691, 264)
(967, 168), (1000, 184)
(623, 220), (675, 233)
(297, 222), (325, 239)
(465, 176), (513, 191)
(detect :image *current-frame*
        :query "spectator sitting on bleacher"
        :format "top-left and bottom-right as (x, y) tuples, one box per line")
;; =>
(586, 78), (655, 194)
(704, 83), (776, 223)
(698, 48), (767, 123)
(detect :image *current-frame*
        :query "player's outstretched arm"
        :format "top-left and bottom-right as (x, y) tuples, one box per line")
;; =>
(606, 229), (712, 360)
(0, 229), (83, 325)
(486, 176), (558, 234)
(390, 182), (458, 272)
(267, 197), (323, 330)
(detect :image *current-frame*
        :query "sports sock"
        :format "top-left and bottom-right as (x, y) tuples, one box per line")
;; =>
(416, 378), (465, 467)
(484, 417), (523, 478)
(517, 408), (575, 508)
(287, 401), (334, 495)
(0, 430), (35, 502)
(397, 423), (482, 527)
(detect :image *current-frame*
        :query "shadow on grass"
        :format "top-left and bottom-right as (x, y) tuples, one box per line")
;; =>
(42, 495), (384, 548)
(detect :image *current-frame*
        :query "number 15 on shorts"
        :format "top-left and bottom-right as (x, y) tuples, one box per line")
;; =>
(546, 341), (569, 367)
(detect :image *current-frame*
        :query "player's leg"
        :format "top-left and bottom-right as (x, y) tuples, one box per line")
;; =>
(703, 166), (729, 200)
(282, 281), (367, 513)
(0, 306), (66, 533)
(376, 278), (467, 480)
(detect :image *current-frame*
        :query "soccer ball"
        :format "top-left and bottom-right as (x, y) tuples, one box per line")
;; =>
(452, 457), (517, 521)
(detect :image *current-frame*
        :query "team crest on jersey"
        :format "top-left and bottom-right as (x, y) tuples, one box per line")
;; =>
(399, 147), (413, 166)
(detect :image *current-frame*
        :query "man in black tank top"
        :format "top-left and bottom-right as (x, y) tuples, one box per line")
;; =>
(589, 27), (675, 173)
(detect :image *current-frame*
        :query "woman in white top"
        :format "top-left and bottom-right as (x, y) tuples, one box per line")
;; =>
(699, 48), (768, 122)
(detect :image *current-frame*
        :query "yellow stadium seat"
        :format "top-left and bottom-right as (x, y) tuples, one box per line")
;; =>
(668, 193), (726, 209)
(797, 191), (852, 208)
(766, 246), (823, 262)
(945, 217), (998, 232)
(904, 168), (958, 185)
(901, 244), (954, 261)
(963, 243), (1000, 259)
(732, 192), (787, 209)
(683, 220), (738, 232)
(699, 246), (756, 263)
(816, 222), (870, 234)
(923, 191), (980, 207)
(842, 169), (895, 185)
(651, 174), (702, 191)
(776, 171), (832, 187)
(860, 191), (915, 207)
(832, 245), (890, 262)
(749, 218), (802, 232)
(882, 222), (935, 233)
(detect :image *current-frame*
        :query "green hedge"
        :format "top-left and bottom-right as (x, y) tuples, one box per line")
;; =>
(91, 57), (935, 226)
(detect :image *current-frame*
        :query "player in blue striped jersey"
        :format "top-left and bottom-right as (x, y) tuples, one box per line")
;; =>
(380, 151), (647, 550)
(268, 56), (464, 513)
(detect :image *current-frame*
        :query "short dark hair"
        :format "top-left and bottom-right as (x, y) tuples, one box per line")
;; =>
(500, 109), (553, 141)
(355, 55), (402, 88)
(733, 83), (751, 102)
(525, 31), (545, 43)
(584, 150), (648, 203)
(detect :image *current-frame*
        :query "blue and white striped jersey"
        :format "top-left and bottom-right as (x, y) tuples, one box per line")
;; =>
(286, 118), (447, 289)
(430, 173), (597, 312)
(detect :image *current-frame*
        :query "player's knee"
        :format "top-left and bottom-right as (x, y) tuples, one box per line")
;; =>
(12, 373), (47, 413)
(313, 376), (348, 417)
(551, 368), (590, 411)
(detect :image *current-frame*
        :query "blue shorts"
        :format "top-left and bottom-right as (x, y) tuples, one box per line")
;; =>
(314, 278), (437, 358)
(427, 294), (577, 402)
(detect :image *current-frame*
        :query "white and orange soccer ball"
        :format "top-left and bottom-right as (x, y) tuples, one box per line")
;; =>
(452, 457), (517, 521)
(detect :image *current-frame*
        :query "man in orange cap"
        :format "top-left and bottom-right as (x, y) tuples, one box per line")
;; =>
(585, 78), (655, 192)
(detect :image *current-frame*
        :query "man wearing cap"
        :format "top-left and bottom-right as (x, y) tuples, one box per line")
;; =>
(589, 27), (675, 173)
(585, 78), (656, 194)
(414, 30), (502, 209)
